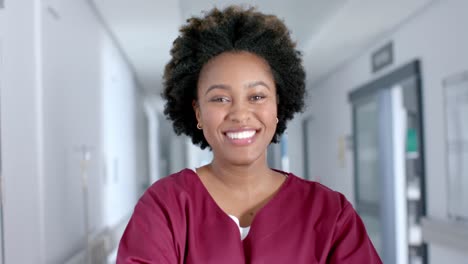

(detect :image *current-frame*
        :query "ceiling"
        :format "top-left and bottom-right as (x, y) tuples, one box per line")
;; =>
(91, 0), (434, 95)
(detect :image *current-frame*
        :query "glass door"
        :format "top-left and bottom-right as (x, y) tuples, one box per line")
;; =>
(353, 97), (383, 255)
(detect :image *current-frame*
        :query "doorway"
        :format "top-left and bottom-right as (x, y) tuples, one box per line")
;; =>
(349, 61), (427, 264)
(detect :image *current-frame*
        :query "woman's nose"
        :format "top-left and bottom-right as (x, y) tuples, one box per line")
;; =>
(227, 100), (251, 123)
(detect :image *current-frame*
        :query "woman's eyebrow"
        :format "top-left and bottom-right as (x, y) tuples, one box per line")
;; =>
(246, 81), (270, 90)
(205, 84), (231, 95)
(205, 81), (270, 95)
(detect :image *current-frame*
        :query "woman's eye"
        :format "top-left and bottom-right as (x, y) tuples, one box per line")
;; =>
(211, 97), (230, 103)
(250, 95), (266, 101)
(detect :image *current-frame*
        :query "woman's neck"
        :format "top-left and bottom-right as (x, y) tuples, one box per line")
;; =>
(205, 158), (280, 194)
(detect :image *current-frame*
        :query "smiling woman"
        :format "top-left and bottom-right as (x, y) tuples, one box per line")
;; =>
(117, 5), (382, 264)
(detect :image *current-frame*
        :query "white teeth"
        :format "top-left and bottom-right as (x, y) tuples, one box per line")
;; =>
(226, 130), (256, 140)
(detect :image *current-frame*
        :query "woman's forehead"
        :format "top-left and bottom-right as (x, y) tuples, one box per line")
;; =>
(197, 51), (275, 90)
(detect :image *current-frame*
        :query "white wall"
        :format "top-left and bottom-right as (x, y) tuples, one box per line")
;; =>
(157, 114), (189, 175)
(143, 98), (162, 184)
(1, 0), (147, 263)
(0, 8), (4, 264)
(289, 84), (354, 200)
(42, 1), (103, 262)
(1, 0), (44, 263)
(100, 28), (146, 229)
(288, 0), (468, 262)
(42, 0), (147, 262)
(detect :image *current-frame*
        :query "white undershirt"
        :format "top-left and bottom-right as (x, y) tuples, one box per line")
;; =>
(228, 214), (251, 240)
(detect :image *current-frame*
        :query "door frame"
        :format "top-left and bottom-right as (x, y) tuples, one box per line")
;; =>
(348, 60), (427, 264)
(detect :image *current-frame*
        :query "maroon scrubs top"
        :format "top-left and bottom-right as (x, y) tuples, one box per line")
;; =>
(118, 169), (382, 263)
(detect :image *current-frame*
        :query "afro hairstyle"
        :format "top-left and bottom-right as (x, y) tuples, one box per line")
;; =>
(162, 5), (306, 149)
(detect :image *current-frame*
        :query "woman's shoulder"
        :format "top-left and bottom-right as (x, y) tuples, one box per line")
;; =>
(151, 168), (196, 187)
(140, 168), (198, 203)
(286, 172), (351, 211)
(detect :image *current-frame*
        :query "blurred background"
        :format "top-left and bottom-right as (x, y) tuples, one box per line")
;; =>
(1, 0), (468, 263)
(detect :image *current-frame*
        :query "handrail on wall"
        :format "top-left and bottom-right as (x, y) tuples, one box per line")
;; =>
(421, 217), (468, 252)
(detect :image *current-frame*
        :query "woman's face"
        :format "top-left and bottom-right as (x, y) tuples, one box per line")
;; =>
(194, 51), (278, 166)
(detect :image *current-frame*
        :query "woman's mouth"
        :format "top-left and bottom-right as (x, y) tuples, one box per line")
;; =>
(225, 130), (256, 139)
(224, 129), (257, 145)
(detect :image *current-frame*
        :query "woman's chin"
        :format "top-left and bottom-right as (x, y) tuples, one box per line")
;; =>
(217, 152), (265, 167)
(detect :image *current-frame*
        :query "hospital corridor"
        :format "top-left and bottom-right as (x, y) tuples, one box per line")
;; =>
(0, 0), (467, 263)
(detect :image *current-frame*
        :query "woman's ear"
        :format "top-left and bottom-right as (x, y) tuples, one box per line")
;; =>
(192, 100), (201, 123)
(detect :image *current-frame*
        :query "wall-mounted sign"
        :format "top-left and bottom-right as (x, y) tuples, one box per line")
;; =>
(372, 42), (393, 73)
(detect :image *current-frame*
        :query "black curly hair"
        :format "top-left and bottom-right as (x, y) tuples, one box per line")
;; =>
(162, 5), (306, 149)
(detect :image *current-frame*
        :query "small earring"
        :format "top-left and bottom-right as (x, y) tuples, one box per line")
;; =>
(276, 117), (279, 124)
(197, 123), (202, 130)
